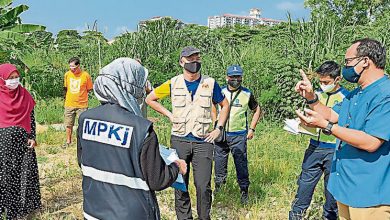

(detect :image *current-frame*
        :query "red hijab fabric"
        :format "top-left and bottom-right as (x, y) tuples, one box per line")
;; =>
(0, 63), (36, 133)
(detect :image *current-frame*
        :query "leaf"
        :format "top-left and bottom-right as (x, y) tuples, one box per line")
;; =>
(0, 4), (28, 28)
(0, 30), (26, 42)
(4, 24), (45, 33)
(0, 49), (9, 62)
(0, 0), (12, 8)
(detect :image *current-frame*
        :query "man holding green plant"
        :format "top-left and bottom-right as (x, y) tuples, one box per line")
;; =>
(146, 46), (230, 220)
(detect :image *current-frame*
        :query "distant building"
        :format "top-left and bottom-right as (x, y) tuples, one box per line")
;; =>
(137, 16), (185, 31)
(208, 8), (283, 29)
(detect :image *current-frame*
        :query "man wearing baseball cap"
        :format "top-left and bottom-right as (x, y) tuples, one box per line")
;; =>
(146, 46), (230, 219)
(213, 64), (262, 204)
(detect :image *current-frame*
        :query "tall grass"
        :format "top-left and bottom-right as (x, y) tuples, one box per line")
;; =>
(33, 98), (328, 219)
(34, 96), (100, 125)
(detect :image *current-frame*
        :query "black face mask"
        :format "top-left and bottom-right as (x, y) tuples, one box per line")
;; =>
(184, 61), (201, 74)
(228, 79), (242, 89)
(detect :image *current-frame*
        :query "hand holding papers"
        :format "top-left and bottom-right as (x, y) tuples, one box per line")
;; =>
(159, 145), (187, 192)
(283, 118), (318, 136)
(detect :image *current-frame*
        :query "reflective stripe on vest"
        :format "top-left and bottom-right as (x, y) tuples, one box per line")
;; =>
(79, 105), (156, 220)
(81, 164), (150, 191)
(84, 211), (100, 220)
(171, 74), (214, 138)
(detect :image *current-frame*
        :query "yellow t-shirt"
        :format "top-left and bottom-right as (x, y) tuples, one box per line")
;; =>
(154, 79), (171, 99)
(64, 70), (93, 108)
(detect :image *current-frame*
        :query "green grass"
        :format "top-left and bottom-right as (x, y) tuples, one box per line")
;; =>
(34, 96), (101, 125)
(32, 98), (328, 219)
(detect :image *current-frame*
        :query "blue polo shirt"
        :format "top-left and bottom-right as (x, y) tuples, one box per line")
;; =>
(328, 75), (390, 208)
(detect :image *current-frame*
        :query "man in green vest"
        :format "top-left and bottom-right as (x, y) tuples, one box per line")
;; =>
(289, 61), (349, 220)
(213, 64), (262, 204)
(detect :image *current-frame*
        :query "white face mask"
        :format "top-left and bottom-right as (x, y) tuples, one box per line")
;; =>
(320, 83), (336, 93)
(5, 77), (20, 90)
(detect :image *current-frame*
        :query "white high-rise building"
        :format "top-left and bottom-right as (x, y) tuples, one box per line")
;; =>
(208, 8), (282, 29)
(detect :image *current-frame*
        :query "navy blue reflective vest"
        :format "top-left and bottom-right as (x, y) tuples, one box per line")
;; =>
(78, 103), (159, 220)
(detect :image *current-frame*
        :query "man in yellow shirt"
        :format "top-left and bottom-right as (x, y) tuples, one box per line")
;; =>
(146, 46), (230, 220)
(63, 57), (93, 147)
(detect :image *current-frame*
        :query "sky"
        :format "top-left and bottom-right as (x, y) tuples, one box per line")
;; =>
(13, 0), (310, 40)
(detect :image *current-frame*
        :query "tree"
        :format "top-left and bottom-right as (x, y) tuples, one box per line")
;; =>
(305, 0), (390, 25)
(25, 30), (54, 49)
(55, 30), (81, 51)
(0, 0), (45, 63)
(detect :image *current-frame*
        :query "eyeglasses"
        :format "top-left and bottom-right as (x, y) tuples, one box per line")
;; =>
(344, 56), (362, 65)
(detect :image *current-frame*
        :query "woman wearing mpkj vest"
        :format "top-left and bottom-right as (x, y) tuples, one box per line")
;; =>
(0, 64), (41, 219)
(146, 46), (230, 220)
(77, 58), (187, 220)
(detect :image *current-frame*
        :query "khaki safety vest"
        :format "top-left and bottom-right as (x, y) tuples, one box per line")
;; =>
(171, 74), (215, 138)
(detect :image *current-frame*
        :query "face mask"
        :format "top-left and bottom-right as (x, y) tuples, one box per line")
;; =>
(70, 67), (81, 74)
(183, 61), (201, 74)
(228, 79), (242, 89)
(342, 59), (365, 83)
(5, 77), (20, 90)
(320, 83), (336, 93)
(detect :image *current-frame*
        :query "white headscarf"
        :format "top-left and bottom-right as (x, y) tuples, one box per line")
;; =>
(94, 58), (149, 116)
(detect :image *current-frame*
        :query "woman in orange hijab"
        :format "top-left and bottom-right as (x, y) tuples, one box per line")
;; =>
(0, 64), (41, 219)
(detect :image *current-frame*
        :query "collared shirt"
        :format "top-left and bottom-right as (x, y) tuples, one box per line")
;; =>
(328, 75), (390, 208)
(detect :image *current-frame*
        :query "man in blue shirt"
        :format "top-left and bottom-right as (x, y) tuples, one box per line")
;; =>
(146, 46), (230, 220)
(295, 38), (390, 219)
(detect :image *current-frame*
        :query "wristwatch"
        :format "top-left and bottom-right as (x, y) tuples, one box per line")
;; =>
(249, 128), (255, 132)
(322, 122), (334, 135)
(216, 125), (224, 131)
(306, 94), (319, 104)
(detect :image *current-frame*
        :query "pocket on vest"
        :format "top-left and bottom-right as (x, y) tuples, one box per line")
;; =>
(199, 94), (212, 108)
(172, 94), (186, 107)
(172, 117), (187, 135)
(194, 117), (212, 137)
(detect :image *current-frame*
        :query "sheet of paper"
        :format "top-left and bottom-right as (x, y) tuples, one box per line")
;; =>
(159, 145), (187, 192)
(298, 123), (318, 136)
(283, 118), (318, 137)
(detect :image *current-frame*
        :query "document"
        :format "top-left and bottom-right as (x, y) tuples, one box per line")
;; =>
(159, 145), (187, 192)
(283, 118), (318, 136)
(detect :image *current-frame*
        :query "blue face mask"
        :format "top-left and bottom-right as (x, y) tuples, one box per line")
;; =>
(342, 59), (365, 83)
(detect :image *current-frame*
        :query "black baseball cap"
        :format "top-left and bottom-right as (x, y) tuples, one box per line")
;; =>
(180, 46), (200, 59)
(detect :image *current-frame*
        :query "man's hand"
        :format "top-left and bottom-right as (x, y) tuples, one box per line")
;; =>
(174, 159), (187, 175)
(205, 129), (221, 143)
(295, 69), (315, 100)
(296, 109), (328, 129)
(247, 129), (254, 140)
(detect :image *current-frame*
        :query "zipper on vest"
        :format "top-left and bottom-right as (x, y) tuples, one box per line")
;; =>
(227, 91), (234, 132)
